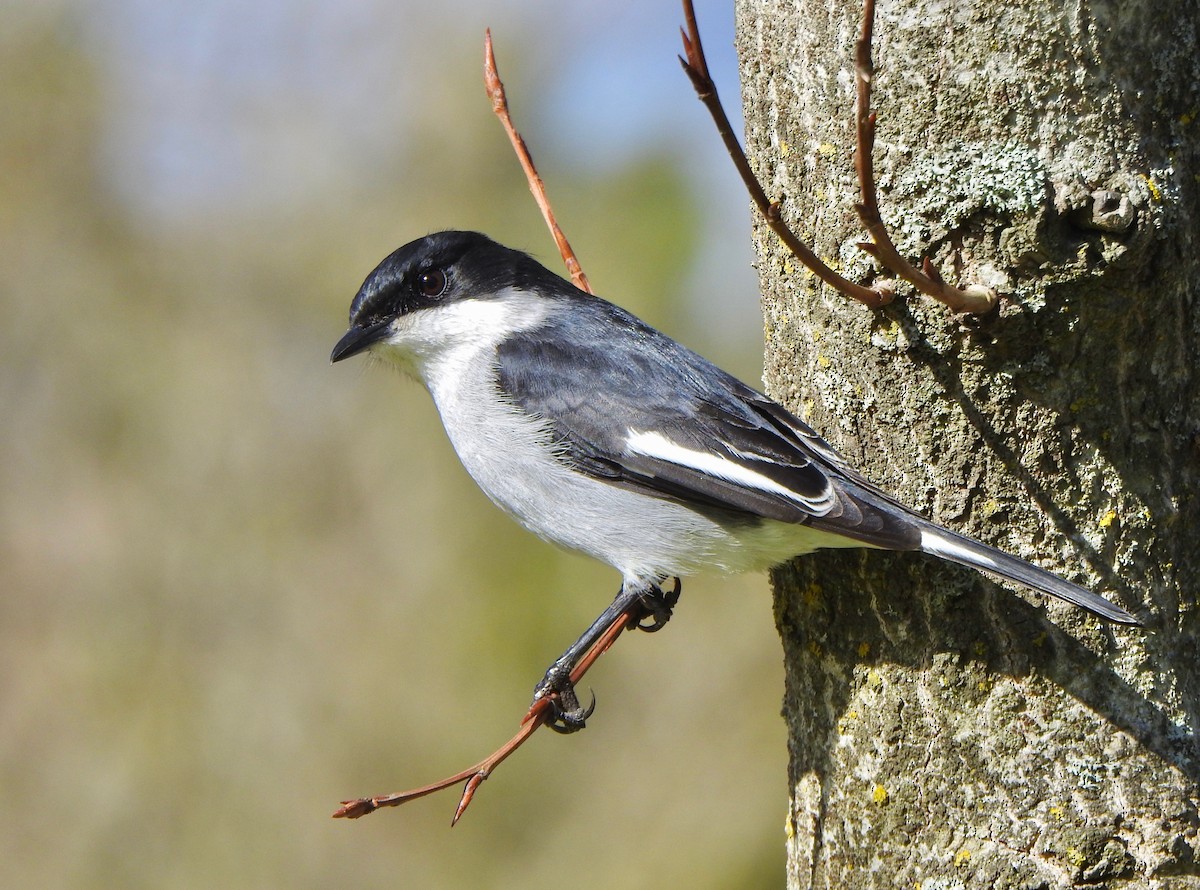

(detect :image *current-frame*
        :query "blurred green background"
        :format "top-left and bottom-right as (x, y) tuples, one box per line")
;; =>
(0, 1), (785, 886)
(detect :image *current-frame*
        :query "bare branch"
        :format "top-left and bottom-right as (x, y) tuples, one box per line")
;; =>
(484, 30), (593, 294)
(852, 0), (997, 313)
(679, 0), (894, 310)
(333, 595), (638, 824)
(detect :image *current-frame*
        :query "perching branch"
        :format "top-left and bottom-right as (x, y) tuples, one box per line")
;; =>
(679, 0), (996, 314)
(851, 0), (996, 313)
(484, 30), (593, 295)
(678, 2), (894, 310)
(333, 591), (645, 824)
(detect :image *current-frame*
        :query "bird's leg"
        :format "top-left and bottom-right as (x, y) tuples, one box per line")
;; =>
(534, 577), (682, 733)
(333, 579), (677, 823)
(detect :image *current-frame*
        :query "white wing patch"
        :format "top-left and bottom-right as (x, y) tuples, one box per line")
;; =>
(625, 429), (836, 514)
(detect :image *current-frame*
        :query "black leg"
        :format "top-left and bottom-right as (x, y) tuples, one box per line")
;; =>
(533, 576), (682, 733)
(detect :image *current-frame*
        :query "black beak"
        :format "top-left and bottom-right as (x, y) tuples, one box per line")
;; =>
(330, 320), (391, 363)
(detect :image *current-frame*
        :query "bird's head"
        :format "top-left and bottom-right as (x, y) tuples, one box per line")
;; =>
(330, 230), (564, 373)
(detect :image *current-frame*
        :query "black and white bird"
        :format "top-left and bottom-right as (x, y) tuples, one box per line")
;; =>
(331, 230), (1138, 727)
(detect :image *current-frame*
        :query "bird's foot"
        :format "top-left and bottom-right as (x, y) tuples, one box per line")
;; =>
(532, 660), (596, 734)
(530, 576), (682, 733)
(630, 576), (682, 633)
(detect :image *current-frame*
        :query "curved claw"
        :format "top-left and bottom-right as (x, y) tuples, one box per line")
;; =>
(633, 577), (683, 633)
(545, 688), (596, 734)
(635, 614), (670, 632)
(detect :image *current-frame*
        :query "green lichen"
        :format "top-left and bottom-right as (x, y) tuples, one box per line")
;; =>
(882, 141), (1047, 251)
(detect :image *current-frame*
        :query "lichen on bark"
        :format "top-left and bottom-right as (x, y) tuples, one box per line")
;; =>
(736, 0), (1200, 886)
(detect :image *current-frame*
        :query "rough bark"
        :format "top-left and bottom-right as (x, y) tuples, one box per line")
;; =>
(735, 0), (1200, 886)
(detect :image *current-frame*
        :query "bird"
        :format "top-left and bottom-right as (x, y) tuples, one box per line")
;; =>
(331, 230), (1139, 729)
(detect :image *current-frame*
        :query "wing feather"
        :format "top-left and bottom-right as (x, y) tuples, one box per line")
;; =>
(495, 293), (921, 550)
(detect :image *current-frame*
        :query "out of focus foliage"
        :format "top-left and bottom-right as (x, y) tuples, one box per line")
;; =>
(0, 3), (782, 887)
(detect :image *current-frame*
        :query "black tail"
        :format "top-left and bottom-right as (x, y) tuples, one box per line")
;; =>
(919, 525), (1140, 625)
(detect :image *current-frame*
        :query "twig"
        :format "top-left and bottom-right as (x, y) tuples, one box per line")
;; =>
(678, 0), (892, 310)
(484, 30), (593, 294)
(851, 0), (996, 313)
(333, 596), (636, 824)
(680, 0), (997, 314)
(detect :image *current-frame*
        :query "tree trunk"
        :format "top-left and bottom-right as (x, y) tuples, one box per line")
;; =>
(735, 0), (1200, 886)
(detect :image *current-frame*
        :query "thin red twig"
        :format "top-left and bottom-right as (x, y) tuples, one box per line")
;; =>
(678, 1), (892, 310)
(332, 599), (635, 824)
(484, 30), (593, 294)
(851, 0), (996, 313)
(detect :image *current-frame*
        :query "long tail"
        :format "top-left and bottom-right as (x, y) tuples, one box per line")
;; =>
(919, 525), (1140, 625)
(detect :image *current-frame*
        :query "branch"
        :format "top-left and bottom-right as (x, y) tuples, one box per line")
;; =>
(852, 0), (996, 313)
(678, 0), (893, 310)
(680, 0), (997, 314)
(484, 30), (593, 294)
(333, 595), (637, 824)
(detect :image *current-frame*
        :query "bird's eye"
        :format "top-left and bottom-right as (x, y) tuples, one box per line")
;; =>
(417, 268), (448, 298)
